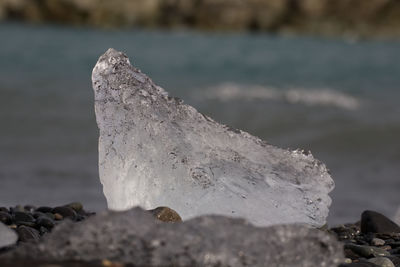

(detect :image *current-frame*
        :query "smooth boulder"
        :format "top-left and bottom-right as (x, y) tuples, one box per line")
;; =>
(0, 222), (17, 249)
(361, 210), (400, 234)
(2, 208), (344, 267)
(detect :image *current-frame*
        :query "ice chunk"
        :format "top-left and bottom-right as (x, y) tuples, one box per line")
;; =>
(92, 48), (335, 227)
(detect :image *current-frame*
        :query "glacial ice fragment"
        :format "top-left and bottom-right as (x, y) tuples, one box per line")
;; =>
(92, 48), (335, 227)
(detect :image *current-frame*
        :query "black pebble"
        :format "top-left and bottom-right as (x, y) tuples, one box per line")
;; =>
(17, 226), (40, 243)
(24, 205), (36, 212)
(16, 221), (36, 228)
(0, 211), (12, 225)
(36, 216), (55, 229)
(361, 210), (400, 234)
(39, 226), (49, 235)
(45, 212), (55, 220)
(36, 206), (53, 213)
(52, 206), (77, 220)
(13, 211), (35, 223)
(33, 211), (46, 219)
(0, 207), (8, 213)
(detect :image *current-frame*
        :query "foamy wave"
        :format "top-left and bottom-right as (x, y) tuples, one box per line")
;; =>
(202, 83), (360, 110)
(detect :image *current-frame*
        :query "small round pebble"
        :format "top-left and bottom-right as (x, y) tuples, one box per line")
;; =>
(36, 207), (53, 213)
(344, 243), (390, 258)
(0, 212), (12, 225)
(36, 216), (55, 229)
(16, 225), (40, 243)
(367, 257), (395, 267)
(54, 213), (63, 220)
(52, 207), (77, 220)
(371, 238), (385, 246)
(13, 211), (35, 224)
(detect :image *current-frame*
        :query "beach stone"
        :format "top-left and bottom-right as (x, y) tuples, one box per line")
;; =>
(16, 226), (40, 243)
(0, 207), (8, 213)
(45, 213), (55, 220)
(0, 222), (17, 249)
(0, 212), (12, 225)
(39, 226), (49, 235)
(387, 242), (400, 248)
(15, 221), (36, 228)
(368, 257), (395, 267)
(361, 211), (400, 234)
(389, 248), (400, 255)
(345, 244), (390, 258)
(32, 212), (45, 219)
(23, 205), (35, 212)
(36, 217), (55, 229)
(65, 202), (83, 212)
(376, 233), (400, 241)
(12, 212), (35, 224)
(372, 238), (386, 246)
(36, 207), (53, 213)
(385, 256), (400, 266)
(148, 207), (182, 222)
(332, 224), (360, 240)
(54, 213), (63, 220)
(3, 208), (344, 266)
(52, 207), (76, 220)
(345, 248), (363, 260)
(11, 206), (25, 213)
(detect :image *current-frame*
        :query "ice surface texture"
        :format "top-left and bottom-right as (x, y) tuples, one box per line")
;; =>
(92, 48), (334, 227)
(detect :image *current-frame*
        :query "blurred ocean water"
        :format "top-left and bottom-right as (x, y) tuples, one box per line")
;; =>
(0, 22), (399, 225)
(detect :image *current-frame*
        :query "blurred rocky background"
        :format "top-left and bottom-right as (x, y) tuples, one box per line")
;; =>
(1, 0), (400, 38)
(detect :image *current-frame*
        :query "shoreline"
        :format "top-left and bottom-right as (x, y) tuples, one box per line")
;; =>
(1, 0), (400, 39)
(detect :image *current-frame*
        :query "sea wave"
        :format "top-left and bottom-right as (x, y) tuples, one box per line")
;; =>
(200, 83), (361, 110)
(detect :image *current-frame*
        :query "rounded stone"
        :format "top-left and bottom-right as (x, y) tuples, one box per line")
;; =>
(11, 205), (25, 212)
(13, 211), (35, 223)
(36, 216), (55, 229)
(33, 211), (46, 219)
(0, 212), (12, 225)
(0, 222), (18, 248)
(361, 211), (400, 234)
(36, 206), (53, 213)
(371, 238), (386, 246)
(52, 207), (77, 220)
(16, 221), (36, 228)
(148, 207), (182, 222)
(368, 257), (395, 267)
(45, 212), (55, 220)
(344, 243), (390, 258)
(39, 226), (49, 235)
(65, 202), (83, 212)
(16, 225), (40, 243)
(54, 213), (63, 220)
(24, 205), (36, 212)
(0, 207), (9, 213)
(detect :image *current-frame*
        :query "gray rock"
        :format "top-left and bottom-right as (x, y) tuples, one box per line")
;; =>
(3, 208), (344, 267)
(0, 222), (17, 249)
(371, 238), (386, 246)
(16, 226), (40, 243)
(368, 257), (395, 267)
(345, 243), (390, 258)
(361, 211), (400, 234)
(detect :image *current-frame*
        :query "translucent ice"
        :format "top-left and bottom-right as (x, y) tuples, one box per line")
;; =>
(92, 48), (334, 227)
